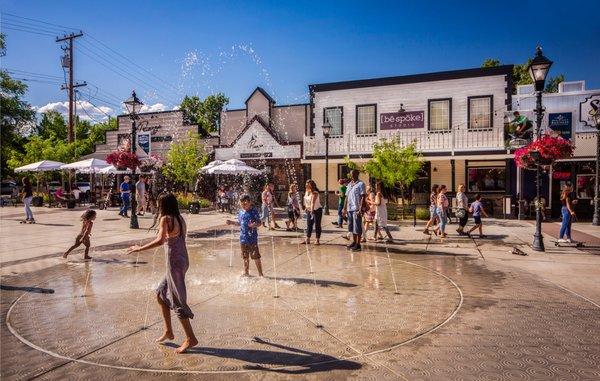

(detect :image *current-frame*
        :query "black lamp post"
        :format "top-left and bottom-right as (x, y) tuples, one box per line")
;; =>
(323, 120), (332, 215)
(124, 90), (143, 229)
(528, 46), (553, 251)
(592, 110), (600, 226)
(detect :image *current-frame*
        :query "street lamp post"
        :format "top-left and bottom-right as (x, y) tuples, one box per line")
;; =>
(124, 90), (143, 229)
(322, 120), (332, 215)
(592, 111), (600, 226)
(528, 46), (553, 252)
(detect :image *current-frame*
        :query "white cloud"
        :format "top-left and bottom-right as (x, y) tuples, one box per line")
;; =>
(172, 105), (180, 111)
(140, 103), (166, 113)
(35, 100), (114, 122)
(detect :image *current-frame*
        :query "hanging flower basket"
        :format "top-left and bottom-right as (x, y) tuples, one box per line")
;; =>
(514, 135), (574, 170)
(106, 151), (140, 171)
(138, 154), (164, 173)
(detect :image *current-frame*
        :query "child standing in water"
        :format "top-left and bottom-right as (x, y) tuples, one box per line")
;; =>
(126, 193), (197, 354)
(227, 194), (264, 277)
(63, 209), (96, 260)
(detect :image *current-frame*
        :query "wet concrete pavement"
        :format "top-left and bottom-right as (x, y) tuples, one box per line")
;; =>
(1, 210), (599, 380)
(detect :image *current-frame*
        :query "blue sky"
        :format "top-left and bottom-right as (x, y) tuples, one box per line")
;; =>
(1, 0), (598, 121)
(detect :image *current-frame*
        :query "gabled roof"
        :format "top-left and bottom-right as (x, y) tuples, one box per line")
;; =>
(245, 86), (276, 105)
(222, 115), (298, 148)
(309, 65), (514, 92)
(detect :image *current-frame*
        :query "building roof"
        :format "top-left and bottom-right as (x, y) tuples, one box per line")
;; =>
(245, 86), (276, 105)
(309, 65), (514, 92)
(220, 115), (296, 148)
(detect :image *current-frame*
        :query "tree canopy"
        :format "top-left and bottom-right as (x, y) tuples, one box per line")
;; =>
(481, 58), (564, 93)
(179, 93), (229, 134)
(162, 131), (208, 189)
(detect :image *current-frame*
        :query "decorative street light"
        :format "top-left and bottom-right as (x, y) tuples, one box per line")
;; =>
(592, 109), (600, 226)
(123, 90), (143, 229)
(322, 120), (332, 215)
(528, 46), (552, 251)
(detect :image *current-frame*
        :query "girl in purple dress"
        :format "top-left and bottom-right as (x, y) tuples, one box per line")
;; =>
(127, 193), (198, 354)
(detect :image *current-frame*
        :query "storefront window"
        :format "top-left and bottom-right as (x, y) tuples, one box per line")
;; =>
(576, 174), (595, 199)
(468, 167), (505, 192)
(428, 99), (451, 131)
(356, 105), (376, 135)
(468, 96), (492, 129)
(324, 107), (343, 136)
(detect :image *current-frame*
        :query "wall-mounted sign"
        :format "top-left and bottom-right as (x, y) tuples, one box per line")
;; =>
(137, 120), (162, 134)
(151, 136), (173, 142)
(548, 112), (572, 140)
(380, 111), (424, 130)
(137, 133), (151, 155)
(579, 93), (600, 128)
(240, 152), (273, 159)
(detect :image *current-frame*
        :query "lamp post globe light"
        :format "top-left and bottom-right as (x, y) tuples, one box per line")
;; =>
(124, 90), (143, 229)
(528, 46), (553, 251)
(593, 110), (600, 226)
(322, 120), (332, 215)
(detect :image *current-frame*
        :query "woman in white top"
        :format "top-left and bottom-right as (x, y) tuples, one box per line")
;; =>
(302, 179), (322, 245)
(455, 184), (469, 235)
(372, 181), (393, 242)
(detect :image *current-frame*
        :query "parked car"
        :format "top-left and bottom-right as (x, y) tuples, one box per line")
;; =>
(48, 181), (61, 194)
(1, 180), (18, 196)
(75, 181), (91, 193)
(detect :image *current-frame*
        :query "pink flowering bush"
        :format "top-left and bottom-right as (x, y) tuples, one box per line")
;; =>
(514, 135), (574, 170)
(138, 154), (164, 172)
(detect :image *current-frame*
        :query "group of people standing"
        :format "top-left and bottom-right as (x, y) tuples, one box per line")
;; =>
(423, 183), (488, 238)
(118, 175), (150, 217)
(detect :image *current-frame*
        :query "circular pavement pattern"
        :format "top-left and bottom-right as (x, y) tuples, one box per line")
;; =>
(7, 234), (462, 374)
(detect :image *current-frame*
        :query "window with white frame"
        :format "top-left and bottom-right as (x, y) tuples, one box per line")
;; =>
(324, 107), (343, 136)
(468, 96), (492, 129)
(428, 99), (451, 131)
(356, 104), (376, 135)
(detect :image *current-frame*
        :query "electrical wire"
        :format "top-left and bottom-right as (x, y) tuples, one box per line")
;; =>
(2, 13), (79, 32)
(1, 26), (55, 37)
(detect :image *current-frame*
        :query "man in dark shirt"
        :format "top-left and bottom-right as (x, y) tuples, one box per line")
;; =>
(119, 175), (131, 217)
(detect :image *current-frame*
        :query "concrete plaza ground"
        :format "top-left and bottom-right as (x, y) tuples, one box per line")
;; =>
(1, 205), (599, 380)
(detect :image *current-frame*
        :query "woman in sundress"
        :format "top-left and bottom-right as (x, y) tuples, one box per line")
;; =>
(126, 192), (197, 354)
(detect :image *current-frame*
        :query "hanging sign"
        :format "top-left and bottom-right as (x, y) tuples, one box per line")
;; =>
(380, 111), (424, 130)
(137, 133), (151, 155)
(548, 112), (572, 140)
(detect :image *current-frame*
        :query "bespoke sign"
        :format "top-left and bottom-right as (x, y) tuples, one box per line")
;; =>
(380, 111), (424, 130)
(548, 112), (572, 140)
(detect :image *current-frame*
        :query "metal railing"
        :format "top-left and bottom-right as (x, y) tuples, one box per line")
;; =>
(303, 128), (506, 157)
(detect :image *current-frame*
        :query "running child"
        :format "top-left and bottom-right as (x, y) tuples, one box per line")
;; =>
(226, 194), (264, 277)
(466, 194), (488, 238)
(63, 209), (96, 260)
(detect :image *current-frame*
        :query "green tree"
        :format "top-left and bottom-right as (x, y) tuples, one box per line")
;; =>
(162, 131), (208, 190)
(482, 58), (564, 94)
(1, 33), (35, 176)
(37, 111), (67, 141)
(363, 138), (423, 204)
(544, 74), (564, 93)
(179, 93), (229, 133)
(482, 58), (501, 68)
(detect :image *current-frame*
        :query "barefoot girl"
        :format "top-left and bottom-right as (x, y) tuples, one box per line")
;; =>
(63, 209), (96, 260)
(126, 193), (198, 354)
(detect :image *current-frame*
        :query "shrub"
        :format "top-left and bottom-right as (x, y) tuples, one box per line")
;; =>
(174, 192), (212, 211)
(415, 207), (430, 221)
(198, 198), (211, 208)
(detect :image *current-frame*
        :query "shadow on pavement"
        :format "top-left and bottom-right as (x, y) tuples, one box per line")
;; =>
(264, 276), (357, 288)
(0, 284), (55, 294)
(162, 337), (362, 374)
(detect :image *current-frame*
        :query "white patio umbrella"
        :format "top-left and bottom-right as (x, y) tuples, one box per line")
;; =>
(207, 159), (263, 175)
(199, 160), (224, 172)
(60, 158), (109, 173)
(14, 160), (65, 173)
(99, 165), (131, 174)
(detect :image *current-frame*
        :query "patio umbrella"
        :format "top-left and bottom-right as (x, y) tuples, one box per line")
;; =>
(14, 160), (65, 173)
(207, 159), (263, 175)
(199, 160), (224, 172)
(14, 160), (66, 192)
(60, 158), (109, 173)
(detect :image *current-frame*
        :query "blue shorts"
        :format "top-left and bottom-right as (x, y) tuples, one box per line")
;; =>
(473, 215), (482, 225)
(347, 211), (363, 235)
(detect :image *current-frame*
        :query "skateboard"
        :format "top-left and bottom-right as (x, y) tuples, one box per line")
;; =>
(19, 219), (36, 224)
(552, 240), (584, 247)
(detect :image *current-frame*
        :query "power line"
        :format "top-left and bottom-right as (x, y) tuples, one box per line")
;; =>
(1, 26), (55, 37)
(2, 13), (78, 32)
(5, 68), (64, 80)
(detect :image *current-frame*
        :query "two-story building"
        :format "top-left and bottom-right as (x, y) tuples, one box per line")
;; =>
(215, 87), (309, 199)
(93, 109), (219, 158)
(304, 65), (515, 216)
(513, 81), (598, 219)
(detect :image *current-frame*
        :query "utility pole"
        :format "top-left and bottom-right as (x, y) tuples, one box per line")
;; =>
(56, 31), (85, 143)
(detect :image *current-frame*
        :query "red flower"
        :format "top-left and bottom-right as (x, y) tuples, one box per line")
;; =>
(106, 151), (140, 171)
(514, 134), (574, 169)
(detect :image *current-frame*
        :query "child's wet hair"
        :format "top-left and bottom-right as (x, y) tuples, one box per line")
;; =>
(81, 209), (97, 221)
(239, 194), (252, 204)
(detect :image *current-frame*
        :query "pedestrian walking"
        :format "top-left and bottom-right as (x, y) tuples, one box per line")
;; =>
(332, 179), (347, 229)
(136, 176), (146, 216)
(558, 185), (576, 243)
(435, 185), (449, 238)
(21, 177), (34, 223)
(302, 180), (323, 245)
(342, 169), (366, 252)
(455, 184), (469, 235)
(362, 185), (376, 242)
(372, 181), (394, 242)
(423, 184), (439, 235)
(119, 175), (131, 217)
(466, 194), (488, 238)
